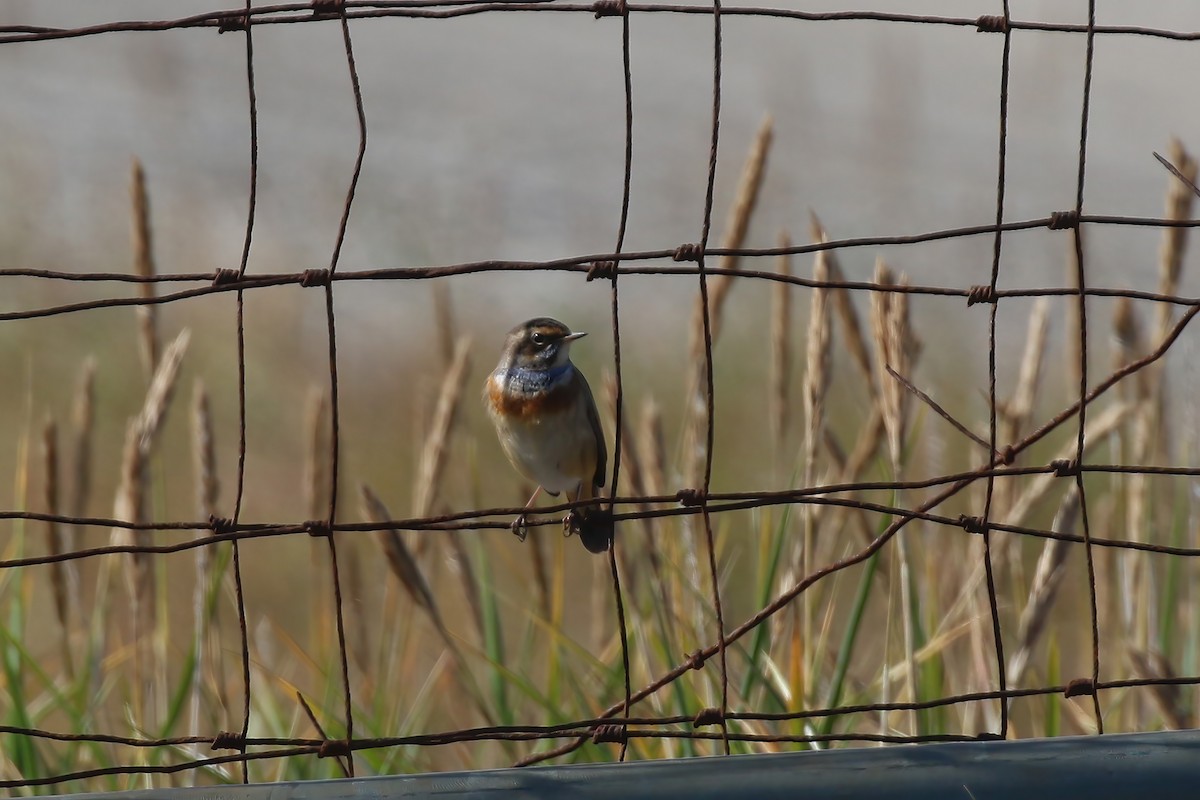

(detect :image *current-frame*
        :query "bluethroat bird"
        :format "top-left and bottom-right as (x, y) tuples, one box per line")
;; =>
(485, 317), (612, 553)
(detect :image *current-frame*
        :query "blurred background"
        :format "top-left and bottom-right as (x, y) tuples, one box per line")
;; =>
(1, 0), (1200, 789)
(2, 0), (1198, 516)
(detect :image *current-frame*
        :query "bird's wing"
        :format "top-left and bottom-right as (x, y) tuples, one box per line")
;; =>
(576, 369), (607, 489)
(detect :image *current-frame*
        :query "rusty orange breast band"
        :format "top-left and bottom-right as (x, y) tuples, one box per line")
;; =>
(487, 372), (579, 420)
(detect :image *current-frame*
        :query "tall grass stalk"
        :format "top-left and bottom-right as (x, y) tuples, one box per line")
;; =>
(130, 158), (159, 379)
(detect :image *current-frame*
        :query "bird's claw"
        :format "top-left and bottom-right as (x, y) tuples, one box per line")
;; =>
(562, 511), (578, 539)
(511, 514), (529, 543)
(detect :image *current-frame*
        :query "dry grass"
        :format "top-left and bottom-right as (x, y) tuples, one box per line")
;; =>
(680, 115), (773, 488)
(130, 158), (159, 379)
(770, 231), (792, 449)
(2, 139), (1198, 791)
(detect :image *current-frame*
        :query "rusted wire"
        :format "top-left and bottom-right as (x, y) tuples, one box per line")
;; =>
(313, 7), (369, 774)
(602, 0), (635, 760)
(3, 0), (1200, 789)
(693, 0), (730, 756)
(1069, 0), (1105, 733)
(4, 4), (1200, 43)
(230, 0), (259, 780)
(977, 0), (1012, 739)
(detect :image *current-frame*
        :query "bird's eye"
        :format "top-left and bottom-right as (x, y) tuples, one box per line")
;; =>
(531, 332), (546, 346)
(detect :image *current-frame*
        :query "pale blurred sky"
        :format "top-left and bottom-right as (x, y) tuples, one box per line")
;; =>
(2, 1), (1200, 376)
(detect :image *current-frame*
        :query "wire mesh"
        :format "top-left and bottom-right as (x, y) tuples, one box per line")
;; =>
(2, 0), (1200, 791)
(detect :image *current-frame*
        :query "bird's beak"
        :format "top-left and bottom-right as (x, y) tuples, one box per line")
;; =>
(563, 331), (587, 342)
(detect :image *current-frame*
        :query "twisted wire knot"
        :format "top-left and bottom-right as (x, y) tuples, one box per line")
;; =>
(212, 268), (240, 287)
(966, 285), (997, 306)
(306, 519), (333, 538)
(692, 707), (724, 727)
(592, 0), (627, 18)
(211, 730), (245, 750)
(672, 243), (702, 263)
(300, 268), (331, 288)
(587, 260), (618, 281)
(684, 649), (707, 671)
(1064, 677), (1096, 698)
(217, 14), (249, 33)
(975, 15), (1009, 33)
(312, 0), (345, 18)
(318, 738), (351, 758)
(1050, 458), (1079, 477)
(958, 515), (988, 535)
(209, 515), (235, 535)
(591, 724), (627, 744)
(676, 488), (707, 507)
(1047, 210), (1080, 230)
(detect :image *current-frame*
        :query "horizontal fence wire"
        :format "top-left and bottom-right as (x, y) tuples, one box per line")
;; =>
(2, 0), (1200, 790)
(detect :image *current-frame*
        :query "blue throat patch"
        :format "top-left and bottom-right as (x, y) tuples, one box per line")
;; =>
(506, 363), (572, 394)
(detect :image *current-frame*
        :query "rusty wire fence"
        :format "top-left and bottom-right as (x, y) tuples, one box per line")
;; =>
(3, 0), (1200, 792)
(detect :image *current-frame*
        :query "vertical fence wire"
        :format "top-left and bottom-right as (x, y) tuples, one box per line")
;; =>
(978, 0), (1013, 739)
(0, 2), (1198, 789)
(693, 0), (730, 755)
(605, 0), (635, 763)
(1069, 0), (1106, 732)
(229, 0), (260, 781)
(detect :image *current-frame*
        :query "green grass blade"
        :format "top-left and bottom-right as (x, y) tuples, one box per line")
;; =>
(471, 539), (511, 726)
(739, 505), (792, 702)
(816, 511), (889, 738)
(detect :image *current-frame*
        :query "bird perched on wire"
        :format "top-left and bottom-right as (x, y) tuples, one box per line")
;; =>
(484, 317), (612, 553)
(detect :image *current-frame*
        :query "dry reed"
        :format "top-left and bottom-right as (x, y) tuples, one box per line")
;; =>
(1119, 301), (1154, 649)
(1119, 140), (1199, 654)
(601, 371), (649, 590)
(130, 157), (159, 378)
(638, 397), (675, 635)
(1003, 401), (1130, 529)
(135, 330), (191, 455)
(1112, 297), (1141, 361)
(1128, 649), (1191, 730)
(414, 336), (472, 520)
(1154, 137), (1196, 346)
(1007, 485), (1079, 691)
(528, 517), (552, 624)
(190, 381), (223, 732)
(1063, 230), (1083, 402)
(41, 416), (74, 676)
(116, 328), (189, 726)
(69, 358), (95, 534)
(798, 242), (832, 701)
(360, 484), (452, 650)
(680, 115), (773, 487)
(990, 298), (1050, 517)
(303, 386), (333, 650)
(305, 387), (330, 521)
(802, 251), (831, 494)
(868, 261), (920, 732)
(811, 213), (875, 397)
(117, 331), (188, 520)
(112, 418), (151, 715)
(869, 262), (915, 474)
(769, 231), (792, 449)
(192, 383), (219, 519)
(1005, 297), (1050, 443)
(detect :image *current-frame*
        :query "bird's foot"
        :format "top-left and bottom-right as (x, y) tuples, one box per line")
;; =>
(562, 511), (579, 539)
(511, 514), (529, 543)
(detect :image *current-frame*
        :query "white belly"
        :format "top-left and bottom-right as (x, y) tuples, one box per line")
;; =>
(492, 405), (596, 496)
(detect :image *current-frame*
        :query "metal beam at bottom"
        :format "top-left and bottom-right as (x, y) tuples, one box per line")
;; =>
(51, 730), (1200, 799)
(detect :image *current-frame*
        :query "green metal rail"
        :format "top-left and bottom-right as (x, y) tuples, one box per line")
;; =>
(53, 730), (1200, 799)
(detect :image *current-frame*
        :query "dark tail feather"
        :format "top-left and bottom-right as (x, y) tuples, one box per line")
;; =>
(575, 506), (613, 554)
